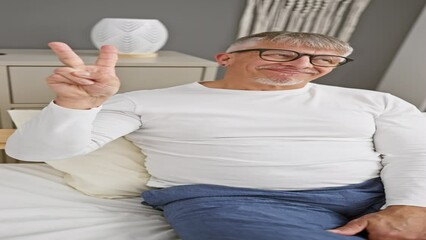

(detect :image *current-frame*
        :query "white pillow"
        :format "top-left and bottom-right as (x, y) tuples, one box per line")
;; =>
(8, 109), (150, 199)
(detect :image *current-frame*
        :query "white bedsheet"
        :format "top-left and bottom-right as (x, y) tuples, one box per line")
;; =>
(0, 164), (178, 240)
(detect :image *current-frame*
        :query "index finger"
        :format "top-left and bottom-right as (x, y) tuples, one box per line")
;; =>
(48, 42), (85, 68)
(95, 45), (118, 68)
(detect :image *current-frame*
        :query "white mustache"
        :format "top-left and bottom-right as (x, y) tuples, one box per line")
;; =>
(257, 66), (318, 74)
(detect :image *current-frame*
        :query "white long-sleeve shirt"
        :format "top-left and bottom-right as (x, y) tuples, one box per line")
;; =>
(6, 82), (426, 206)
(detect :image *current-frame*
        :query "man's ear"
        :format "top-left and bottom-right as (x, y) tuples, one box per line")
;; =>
(215, 53), (232, 67)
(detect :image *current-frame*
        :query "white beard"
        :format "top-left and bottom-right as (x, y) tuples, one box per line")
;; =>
(254, 77), (305, 87)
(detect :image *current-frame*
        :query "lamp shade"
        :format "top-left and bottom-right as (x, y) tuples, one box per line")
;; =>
(90, 18), (168, 55)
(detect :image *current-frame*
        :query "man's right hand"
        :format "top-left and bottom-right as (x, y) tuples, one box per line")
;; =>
(46, 42), (120, 109)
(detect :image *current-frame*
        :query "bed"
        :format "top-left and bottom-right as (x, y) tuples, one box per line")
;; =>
(0, 110), (179, 240)
(0, 163), (178, 240)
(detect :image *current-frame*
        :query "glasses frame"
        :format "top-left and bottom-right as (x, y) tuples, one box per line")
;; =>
(227, 48), (354, 67)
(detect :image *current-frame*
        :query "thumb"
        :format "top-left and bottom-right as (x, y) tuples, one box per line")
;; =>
(328, 218), (368, 236)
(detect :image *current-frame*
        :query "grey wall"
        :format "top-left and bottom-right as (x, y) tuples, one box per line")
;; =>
(377, 5), (426, 110)
(0, 0), (425, 90)
(316, 0), (426, 90)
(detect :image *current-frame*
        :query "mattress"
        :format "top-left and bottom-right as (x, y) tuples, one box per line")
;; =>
(0, 163), (178, 240)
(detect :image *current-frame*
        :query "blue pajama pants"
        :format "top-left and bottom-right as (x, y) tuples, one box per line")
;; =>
(142, 178), (385, 240)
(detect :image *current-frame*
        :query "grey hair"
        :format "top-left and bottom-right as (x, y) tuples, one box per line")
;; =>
(226, 31), (353, 56)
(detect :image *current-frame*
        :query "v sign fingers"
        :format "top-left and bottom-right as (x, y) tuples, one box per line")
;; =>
(95, 45), (118, 70)
(47, 42), (120, 110)
(48, 42), (85, 68)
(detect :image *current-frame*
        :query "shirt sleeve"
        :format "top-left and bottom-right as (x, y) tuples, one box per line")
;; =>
(5, 94), (142, 161)
(374, 94), (426, 207)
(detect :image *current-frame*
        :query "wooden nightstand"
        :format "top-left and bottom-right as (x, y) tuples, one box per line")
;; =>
(0, 129), (15, 163)
(0, 129), (15, 150)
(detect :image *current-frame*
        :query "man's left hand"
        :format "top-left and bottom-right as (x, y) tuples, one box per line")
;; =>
(328, 205), (426, 240)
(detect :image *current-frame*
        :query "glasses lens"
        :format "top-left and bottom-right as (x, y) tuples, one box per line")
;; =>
(260, 50), (299, 62)
(311, 56), (347, 67)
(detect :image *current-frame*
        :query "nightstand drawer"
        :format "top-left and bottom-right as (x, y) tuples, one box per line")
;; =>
(8, 66), (204, 104)
(8, 67), (56, 104)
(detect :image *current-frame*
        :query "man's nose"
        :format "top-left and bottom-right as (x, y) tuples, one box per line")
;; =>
(284, 55), (313, 68)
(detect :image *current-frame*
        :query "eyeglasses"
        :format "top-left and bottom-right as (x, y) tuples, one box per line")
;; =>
(227, 48), (353, 67)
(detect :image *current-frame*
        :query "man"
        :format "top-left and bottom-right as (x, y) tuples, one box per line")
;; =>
(6, 31), (426, 240)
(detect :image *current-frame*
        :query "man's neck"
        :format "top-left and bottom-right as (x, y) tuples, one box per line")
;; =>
(199, 79), (309, 91)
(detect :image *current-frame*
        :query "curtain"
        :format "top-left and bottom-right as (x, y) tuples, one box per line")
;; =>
(237, 0), (371, 41)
